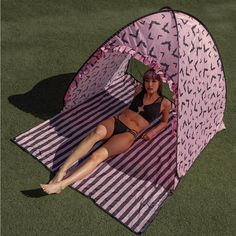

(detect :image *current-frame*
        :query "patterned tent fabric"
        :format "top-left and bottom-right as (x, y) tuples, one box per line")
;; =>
(11, 6), (226, 234)
(64, 7), (226, 178)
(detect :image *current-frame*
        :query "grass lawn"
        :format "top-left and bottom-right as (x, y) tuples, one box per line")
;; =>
(2, 0), (236, 235)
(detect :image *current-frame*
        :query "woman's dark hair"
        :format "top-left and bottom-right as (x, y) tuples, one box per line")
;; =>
(141, 68), (163, 96)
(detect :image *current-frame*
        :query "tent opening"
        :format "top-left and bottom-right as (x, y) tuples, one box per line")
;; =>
(127, 56), (175, 104)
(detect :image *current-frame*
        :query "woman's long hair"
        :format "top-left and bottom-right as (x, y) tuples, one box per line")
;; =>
(141, 68), (164, 97)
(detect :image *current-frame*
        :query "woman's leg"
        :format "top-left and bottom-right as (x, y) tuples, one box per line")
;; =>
(48, 129), (102, 184)
(40, 131), (135, 194)
(49, 117), (116, 184)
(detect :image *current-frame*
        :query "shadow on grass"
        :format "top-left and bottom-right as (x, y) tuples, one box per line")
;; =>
(20, 171), (58, 198)
(20, 169), (81, 198)
(8, 73), (76, 120)
(21, 189), (48, 198)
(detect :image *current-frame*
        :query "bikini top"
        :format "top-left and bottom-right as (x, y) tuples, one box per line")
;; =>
(128, 91), (164, 123)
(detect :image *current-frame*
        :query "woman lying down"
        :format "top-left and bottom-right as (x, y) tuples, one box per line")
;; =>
(40, 68), (172, 194)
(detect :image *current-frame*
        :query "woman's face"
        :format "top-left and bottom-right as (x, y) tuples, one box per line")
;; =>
(144, 77), (160, 94)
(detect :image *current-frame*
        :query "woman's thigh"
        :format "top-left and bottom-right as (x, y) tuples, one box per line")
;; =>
(97, 116), (116, 140)
(100, 132), (135, 158)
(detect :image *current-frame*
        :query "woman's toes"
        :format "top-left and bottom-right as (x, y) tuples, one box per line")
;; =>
(39, 183), (63, 195)
(40, 184), (46, 190)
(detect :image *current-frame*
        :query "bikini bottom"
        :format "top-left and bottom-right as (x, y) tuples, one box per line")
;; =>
(112, 115), (138, 139)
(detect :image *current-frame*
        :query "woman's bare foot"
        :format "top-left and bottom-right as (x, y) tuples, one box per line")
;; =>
(40, 182), (65, 195)
(49, 170), (67, 184)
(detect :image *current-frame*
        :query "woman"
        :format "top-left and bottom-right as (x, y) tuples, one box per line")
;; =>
(40, 68), (172, 194)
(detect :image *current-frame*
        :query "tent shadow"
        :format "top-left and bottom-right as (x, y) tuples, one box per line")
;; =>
(8, 73), (76, 120)
(47, 91), (129, 174)
(9, 72), (140, 184)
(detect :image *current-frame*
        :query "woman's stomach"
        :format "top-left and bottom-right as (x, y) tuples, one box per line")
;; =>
(118, 109), (150, 133)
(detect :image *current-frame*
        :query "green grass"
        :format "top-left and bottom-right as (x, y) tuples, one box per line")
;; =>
(2, 0), (236, 235)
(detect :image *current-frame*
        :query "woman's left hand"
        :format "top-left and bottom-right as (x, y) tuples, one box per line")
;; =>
(141, 131), (154, 141)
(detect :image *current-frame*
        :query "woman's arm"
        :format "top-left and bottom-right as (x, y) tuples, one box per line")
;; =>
(142, 99), (172, 140)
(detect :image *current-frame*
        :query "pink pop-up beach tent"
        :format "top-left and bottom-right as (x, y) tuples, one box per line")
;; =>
(11, 6), (227, 234)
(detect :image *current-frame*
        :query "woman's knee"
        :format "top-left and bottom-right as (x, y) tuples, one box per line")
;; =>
(91, 124), (108, 140)
(89, 147), (109, 164)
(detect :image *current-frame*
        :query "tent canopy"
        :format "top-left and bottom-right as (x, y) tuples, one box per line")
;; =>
(63, 7), (226, 178)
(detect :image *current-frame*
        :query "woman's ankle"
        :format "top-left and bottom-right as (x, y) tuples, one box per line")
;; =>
(60, 180), (68, 190)
(59, 166), (67, 173)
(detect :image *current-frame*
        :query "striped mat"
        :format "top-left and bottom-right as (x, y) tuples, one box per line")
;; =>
(11, 74), (179, 234)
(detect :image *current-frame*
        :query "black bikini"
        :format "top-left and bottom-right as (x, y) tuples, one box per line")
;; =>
(129, 91), (164, 123)
(112, 91), (163, 139)
(112, 115), (139, 139)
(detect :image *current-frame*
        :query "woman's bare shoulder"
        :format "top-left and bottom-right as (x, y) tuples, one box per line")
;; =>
(162, 96), (172, 109)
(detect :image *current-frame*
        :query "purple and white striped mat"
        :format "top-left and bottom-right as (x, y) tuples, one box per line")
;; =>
(11, 75), (180, 234)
